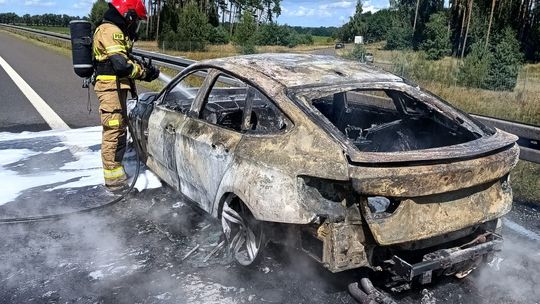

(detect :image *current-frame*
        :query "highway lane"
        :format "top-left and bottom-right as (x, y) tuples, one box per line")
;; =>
(0, 30), (100, 131)
(0, 64), (49, 132)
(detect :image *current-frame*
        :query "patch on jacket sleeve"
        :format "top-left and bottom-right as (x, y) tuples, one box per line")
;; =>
(113, 33), (124, 41)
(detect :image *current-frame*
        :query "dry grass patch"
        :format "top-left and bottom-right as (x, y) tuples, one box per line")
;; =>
(136, 40), (334, 61)
(511, 160), (540, 205)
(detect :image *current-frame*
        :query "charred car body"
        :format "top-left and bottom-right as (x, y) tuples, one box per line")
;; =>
(129, 54), (519, 289)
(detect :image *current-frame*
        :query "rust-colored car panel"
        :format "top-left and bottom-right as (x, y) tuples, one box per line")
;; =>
(129, 54), (519, 285)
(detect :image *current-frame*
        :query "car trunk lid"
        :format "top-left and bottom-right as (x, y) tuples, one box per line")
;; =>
(348, 134), (519, 245)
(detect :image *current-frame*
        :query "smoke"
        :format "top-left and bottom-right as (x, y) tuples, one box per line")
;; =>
(471, 230), (540, 303)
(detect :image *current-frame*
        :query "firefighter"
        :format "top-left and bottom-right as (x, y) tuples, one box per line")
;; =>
(93, 0), (159, 191)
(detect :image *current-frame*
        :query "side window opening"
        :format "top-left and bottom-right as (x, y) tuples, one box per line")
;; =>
(245, 88), (287, 134)
(162, 70), (207, 113)
(201, 75), (248, 132)
(201, 74), (287, 134)
(310, 89), (477, 152)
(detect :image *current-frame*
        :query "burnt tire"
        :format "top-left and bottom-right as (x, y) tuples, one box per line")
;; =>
(221, 195), (265, 266)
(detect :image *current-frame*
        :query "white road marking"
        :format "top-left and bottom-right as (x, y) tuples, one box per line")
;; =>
(503, 218), (540, 241)
(0, 55), (70, 130)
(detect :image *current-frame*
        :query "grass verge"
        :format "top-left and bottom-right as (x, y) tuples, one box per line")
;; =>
(349, 44), (540, 125)
(136, 40), (334, 61)
(22, 25), (70, 35)
(511, 161), (540, 206)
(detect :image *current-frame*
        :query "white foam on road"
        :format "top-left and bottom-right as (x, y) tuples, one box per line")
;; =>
(0, 55), (69, 130)
(0, 149), (40, 166)
(0, 127), (162, 205)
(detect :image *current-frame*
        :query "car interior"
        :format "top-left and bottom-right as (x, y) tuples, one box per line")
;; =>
(200, 87), (287, 133)
(312, 89), (479, 152)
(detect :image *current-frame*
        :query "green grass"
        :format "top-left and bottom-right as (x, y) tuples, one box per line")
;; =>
(312, 35), (333, 45)
(22, 25), (70, 35)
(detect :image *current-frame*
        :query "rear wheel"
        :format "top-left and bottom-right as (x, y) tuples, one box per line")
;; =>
(220, 195), (265, 266)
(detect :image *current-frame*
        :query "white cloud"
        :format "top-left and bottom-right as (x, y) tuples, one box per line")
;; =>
(285, 4), (335, 18)
(24, 0), (56, 6)
(287, 5), (316, 17)
(363, 1), (381, 13)
(278, 0), (389, 26)
(319, 1), (354, 10)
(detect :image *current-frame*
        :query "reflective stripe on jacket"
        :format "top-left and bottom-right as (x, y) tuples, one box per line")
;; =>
(93, 22), (144, 90)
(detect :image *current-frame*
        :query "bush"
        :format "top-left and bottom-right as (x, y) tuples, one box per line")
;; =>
(256, 23), (290, 46)
(484, 28), (523, 91)
(457, 29), (523, 91)
(256, 23), (313, 47)
(457, 41), (492, 88)
(347, 44), (367, 61)
(175, 2), (210, 51)
(386, 18), (413, 50)
(158, 1), (210, 51)
(297, 33), (314, 45)
(208, 26), (229, 44)
(420, 12), (451, 60)
(233, 11), (257, 54)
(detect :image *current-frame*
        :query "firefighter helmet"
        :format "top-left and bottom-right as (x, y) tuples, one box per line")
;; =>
(111, 0), (147, 21)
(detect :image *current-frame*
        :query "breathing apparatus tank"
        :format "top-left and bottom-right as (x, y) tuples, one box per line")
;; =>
(69, 20), (94, 78)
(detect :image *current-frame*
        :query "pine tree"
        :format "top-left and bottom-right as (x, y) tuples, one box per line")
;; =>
(485, 28), (523, 91)
(457, 41), (492, 88)
(420, 11), (451, 60)
(233, 11), (257, 54)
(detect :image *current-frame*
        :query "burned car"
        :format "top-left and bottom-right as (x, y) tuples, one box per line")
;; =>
(129, 54), (519, 289)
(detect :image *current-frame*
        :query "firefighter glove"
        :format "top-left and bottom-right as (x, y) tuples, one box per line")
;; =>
(143, 64), (160, 82)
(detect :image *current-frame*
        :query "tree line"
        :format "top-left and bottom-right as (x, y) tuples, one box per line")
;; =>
(0, 13), (82, 27)
(339, 0), (539, 61)
(338, 0), (538, 91)
(88, 0), (320, 52)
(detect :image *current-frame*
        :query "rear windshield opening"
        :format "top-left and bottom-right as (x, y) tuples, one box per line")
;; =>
(311, 89), (478, 152)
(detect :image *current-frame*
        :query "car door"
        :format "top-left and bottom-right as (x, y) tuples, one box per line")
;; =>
(175, 71), (253, 213)
(146, 69), (207, 190)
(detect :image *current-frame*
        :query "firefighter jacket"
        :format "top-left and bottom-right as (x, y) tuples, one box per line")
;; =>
(93, 22), (145, 91)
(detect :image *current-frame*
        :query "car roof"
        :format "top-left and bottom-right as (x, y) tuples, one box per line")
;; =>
(198, 53), (403, 88)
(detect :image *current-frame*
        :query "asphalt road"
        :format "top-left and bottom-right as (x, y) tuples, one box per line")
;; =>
(0, 30), (99, 131)
(0, 30), (539, 304)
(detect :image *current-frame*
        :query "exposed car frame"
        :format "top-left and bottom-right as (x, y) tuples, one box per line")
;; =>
(129, 54), (519, 290)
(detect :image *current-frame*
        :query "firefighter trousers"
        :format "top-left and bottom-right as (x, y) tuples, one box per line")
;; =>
(95, 87), (129, 187)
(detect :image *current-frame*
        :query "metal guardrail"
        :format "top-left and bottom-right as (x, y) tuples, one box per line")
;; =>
(0, 23), (196, 70)
(1, 23), (539, 164)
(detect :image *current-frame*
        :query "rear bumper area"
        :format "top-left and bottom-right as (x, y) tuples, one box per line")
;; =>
(386, 233), (502, 286)
(360, 178), (513, 245)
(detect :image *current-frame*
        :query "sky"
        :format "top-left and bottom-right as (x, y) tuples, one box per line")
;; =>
(0, 0), (390, 27)
(278, 0), (389, 27)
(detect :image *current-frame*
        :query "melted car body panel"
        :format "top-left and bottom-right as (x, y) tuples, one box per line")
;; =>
(130, 54), (519, 277)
